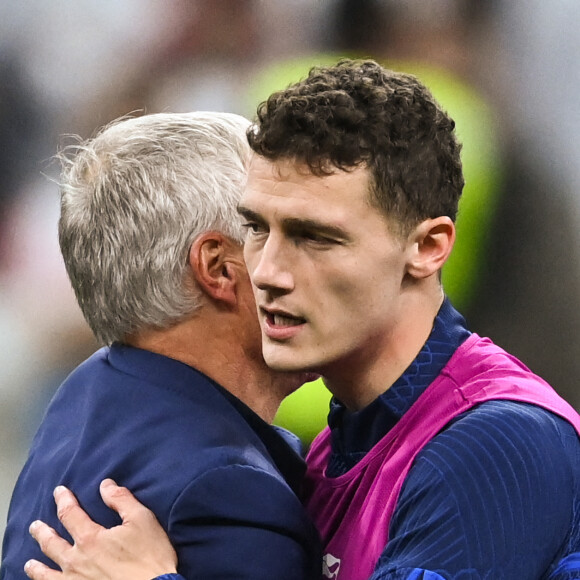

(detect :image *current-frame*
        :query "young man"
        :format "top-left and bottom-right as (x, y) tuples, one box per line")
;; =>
(24, 60), (580, 579)
(1, 112), (321, 580)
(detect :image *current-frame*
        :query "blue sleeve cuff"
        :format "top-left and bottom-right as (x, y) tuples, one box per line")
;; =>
(152, 575), (185, 580)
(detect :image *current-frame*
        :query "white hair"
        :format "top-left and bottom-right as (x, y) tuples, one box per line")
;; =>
(58, 111), (251, 345)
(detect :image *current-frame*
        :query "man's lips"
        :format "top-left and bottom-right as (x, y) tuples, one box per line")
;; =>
(261, 308), (306, 340)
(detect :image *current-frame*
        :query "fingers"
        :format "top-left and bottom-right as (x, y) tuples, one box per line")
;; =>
(53, 486), (100, 543)
(24, 559), (62, 580)
(99, 479), (153, 524)
(28, 520), (71, 570)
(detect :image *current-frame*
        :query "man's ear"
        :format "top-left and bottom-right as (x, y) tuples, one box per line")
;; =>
(189, 232), (240, 306)
(406, 217), (456, 279)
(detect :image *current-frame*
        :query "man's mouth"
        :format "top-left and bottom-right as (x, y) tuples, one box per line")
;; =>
(261, 308), (306, 340)
(268, 312), (305, 327)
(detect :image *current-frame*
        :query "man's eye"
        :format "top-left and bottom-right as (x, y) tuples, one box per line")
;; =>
(242, 222), (264, 234)
(299, 231), (337, 245)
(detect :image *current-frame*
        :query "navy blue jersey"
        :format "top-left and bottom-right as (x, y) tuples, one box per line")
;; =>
(371, 400), (580, 579)
(327, 300), (580, 579)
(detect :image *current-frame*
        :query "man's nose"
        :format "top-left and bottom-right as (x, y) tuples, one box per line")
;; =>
(250, 236), (294, 292)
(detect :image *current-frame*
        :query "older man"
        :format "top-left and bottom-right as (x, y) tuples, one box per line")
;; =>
(0, 112), (320, 580)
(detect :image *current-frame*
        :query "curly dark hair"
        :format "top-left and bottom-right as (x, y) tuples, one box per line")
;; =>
(247, 59), (464, 233)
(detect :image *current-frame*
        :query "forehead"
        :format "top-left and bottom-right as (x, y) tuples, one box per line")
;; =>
(241, 156), (373, 220)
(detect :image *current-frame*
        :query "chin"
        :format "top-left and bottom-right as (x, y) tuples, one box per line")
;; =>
(263, 357), (298, 372)
(263, 349), (320, 376)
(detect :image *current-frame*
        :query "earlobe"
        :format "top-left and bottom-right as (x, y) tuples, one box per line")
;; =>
(406, 217), (455, 279)
(189, 232), (239, 305)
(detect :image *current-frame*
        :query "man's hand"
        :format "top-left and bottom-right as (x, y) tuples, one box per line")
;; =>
(24, 479), (178, 580)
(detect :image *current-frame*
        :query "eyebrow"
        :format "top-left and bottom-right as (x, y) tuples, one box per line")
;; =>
(237, 205), (348, 240)
(237, 205), (261, 221)
(283, 217), (347, 240)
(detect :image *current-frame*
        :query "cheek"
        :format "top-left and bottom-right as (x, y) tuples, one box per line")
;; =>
(317, 273), (369, 319)
(242, 247), (256, 276)
(325, 259), (401, 316)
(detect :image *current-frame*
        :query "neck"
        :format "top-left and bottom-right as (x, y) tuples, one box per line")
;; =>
(127, 309), (295, 423)
(323, 284), (444, 411)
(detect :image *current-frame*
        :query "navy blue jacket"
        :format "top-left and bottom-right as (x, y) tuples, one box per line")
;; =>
(0, 344), (321, 579)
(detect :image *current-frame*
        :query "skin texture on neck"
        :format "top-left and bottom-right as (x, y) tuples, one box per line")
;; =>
(126, 314), (291, 424)
(320, 285), (445, 410)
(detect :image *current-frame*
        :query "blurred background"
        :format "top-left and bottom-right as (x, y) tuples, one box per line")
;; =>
(1, 0), (580, 544)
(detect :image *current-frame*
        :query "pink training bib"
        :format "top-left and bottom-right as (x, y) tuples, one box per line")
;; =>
(304, 334), (580, 580)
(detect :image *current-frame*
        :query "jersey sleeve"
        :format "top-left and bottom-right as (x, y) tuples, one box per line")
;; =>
(546, 552), (580, 579)
(166, 463), (321, 580)
(370, 401), (579, 579)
